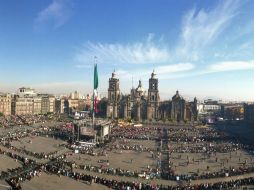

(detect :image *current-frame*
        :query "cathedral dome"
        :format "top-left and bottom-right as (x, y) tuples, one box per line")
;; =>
(172, 90), (184, 100)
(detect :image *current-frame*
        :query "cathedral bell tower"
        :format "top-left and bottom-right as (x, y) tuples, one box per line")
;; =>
(147, 70), (160, 120)
(107, 71), (120, 118)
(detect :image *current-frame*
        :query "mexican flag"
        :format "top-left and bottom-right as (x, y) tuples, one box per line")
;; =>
(94, 63), (98, 89)
(93, 64), (99, 113)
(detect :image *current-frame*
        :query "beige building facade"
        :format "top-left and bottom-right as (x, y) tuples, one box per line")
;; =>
(12, 96), (34, 115)
(12, 95), (55, 116)
(33, 97), (42, 114)
(11, 88), (56, 115)
(68, 99), (79, 113)
(0, 93), (12, 116)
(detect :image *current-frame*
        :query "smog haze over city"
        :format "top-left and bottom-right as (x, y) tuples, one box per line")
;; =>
(0, 0), (254, 101)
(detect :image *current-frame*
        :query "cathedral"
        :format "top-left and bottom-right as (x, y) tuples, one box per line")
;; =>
(106, 70), (198, 122)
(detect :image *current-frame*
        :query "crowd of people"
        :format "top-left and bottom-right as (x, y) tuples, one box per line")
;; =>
(0, 128), (68, 160)
(70, 160), (160, 179)
(0, 147), (36, 180)
(169, 142), (240, 154)
(108, 125), (254, 183)
(1, 116), (254, 189)
(67, 144), (95, 155)
(6, 156), (254, 190)
(0, 114), (70, 129)
(110, 143), (154, 153)
(111, 126), (159, 140)
(0, 114), (49, 128)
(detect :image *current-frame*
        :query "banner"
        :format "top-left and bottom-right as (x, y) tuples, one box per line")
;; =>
(80, 127), (95, 136)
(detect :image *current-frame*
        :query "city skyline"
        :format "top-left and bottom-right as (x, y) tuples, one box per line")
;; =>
(1, 0), (254, 101)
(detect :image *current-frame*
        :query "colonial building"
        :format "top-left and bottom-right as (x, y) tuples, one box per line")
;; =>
(40, 94), (55, 114)
(106, 71), (159, 121)
(11, 87), (43, 115)
(106, 71), (198, 122)
(157, 91), (197, 122)
(12, 96), (34, 115)
(32, 97), (42, 114)
(186, 97), (198, 121)
(0, 93), (11, 116)
(171, 90), (186, 121)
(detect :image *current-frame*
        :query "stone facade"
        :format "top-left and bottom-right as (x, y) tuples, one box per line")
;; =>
(106, 71), (198, 122)
(12, 87), (46, 115)
(40, 95), (55, 114)
(106, 71), (121, 118)
(170, 91), (197, 122)
(171, 90), (186, 121)
(106, 71), (160, 121)
(12, 96), (34, 115)
(147, 71), (160, 120)
(120, 80), (148, 121)
(32, 97), (42, 114)
(157, 91), (197, 122)
(0, 93), (11, 116)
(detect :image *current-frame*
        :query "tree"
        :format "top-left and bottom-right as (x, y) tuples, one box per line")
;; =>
(0, 112), (4, 117)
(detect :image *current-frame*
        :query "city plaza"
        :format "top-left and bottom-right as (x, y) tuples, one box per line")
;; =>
(0, 115), (254, 189)
(1, 0), (254, 189)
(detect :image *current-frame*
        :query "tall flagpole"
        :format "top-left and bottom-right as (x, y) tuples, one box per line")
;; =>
(92, 56), (97, 130)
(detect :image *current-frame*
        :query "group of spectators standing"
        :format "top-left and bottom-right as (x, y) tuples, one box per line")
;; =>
(6, 157), (254, 190)
(0, 115), (48, 128)
(111, 126), (159, 140)
(1, 119), (254, 189)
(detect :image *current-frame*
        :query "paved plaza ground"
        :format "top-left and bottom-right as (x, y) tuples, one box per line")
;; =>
(0, 154), (21, 172)
(21, 173), (107, 190)
(170, 150), (254, 175)
(0, 180), (11, 190)
(1, 121), (254, 189)
(67, 149), (156, 171)
(11, 136), (67, 154)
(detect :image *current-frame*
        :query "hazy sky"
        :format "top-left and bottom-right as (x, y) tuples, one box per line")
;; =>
(0, 0), (254, 101)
